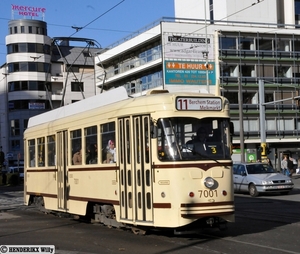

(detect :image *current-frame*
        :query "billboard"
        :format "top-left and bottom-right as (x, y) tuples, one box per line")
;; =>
(163, 33), (214, 60)
(164, 60), (215, 86)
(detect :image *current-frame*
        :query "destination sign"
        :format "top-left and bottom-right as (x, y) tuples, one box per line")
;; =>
(176, 97), (222, 111)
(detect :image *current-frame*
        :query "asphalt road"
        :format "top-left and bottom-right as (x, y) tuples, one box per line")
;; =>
(0, 176), (300, 254)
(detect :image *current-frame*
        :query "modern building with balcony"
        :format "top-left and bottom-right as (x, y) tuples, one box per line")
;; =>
(0, 18), (100, 165)
(95, 0), (300, 168)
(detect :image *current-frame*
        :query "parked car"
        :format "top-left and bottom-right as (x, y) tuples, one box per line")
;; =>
(8, 166), (24, 180)
(233, 163), (294, 197)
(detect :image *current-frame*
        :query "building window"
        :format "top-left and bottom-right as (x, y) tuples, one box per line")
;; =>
(296, 0), (300, 13)
(220, 36), (237, 50)
(11, 119), (20, 136)
(209, 0), (214, 22)
(114, 64), (119, 75)
(71, 81), (84, 92)
(24, 119), (29, 130)
(28, 26), (32, 33)
(11, 140), (21, 151)
(241, 65), (255, 77)
(14, 26), (17, 33)
(66, 65), (79, 72)
(21, 26), (25, 33)
(7, 43), (50, 54)
(7, 62), (51, 73)
(257, 38), (273, 51)
(238, 37), (254, 50)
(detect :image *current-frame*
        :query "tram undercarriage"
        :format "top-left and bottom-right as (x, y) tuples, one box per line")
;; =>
(29, 195), (229, 236)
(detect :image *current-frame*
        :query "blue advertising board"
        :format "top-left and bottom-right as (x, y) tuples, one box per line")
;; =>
(164, 60), (215, 86)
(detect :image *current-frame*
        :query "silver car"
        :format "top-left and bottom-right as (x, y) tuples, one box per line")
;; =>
(233, 163), (294, 197)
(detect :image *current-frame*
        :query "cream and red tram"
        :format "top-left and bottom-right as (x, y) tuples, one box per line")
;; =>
(24, 87), (234, 233)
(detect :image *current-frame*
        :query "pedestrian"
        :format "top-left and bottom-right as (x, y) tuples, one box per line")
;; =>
(287, 156), (294, 177)
(281, 155), (288, 175)
(266, 158), (273, 168)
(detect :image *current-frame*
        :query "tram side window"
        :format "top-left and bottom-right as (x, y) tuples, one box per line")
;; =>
(101, 122), (116, 163)
(28, 139), (35, 167)
(85, 125), (98, 164)
(47, 135), (56, 166)
(37, 137), (45, 167)
(71, 129), (82, 165)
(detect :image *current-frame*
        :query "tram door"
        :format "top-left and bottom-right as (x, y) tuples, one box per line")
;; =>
(118, 115), (153, 224)
(56, 130), (68, 211)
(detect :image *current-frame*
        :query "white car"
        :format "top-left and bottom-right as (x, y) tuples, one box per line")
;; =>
(233, 163), (294, 197)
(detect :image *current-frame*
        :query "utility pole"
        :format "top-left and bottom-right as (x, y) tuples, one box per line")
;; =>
(238, 75), (245, 162)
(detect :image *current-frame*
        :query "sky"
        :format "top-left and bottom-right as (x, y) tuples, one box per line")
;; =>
(0, 0), (175, 64)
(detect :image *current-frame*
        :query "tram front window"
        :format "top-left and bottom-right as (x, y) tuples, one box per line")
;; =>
(157, 117), (231, 161)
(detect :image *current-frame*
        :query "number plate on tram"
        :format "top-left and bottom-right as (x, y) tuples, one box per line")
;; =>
(198, 189), (218, 198)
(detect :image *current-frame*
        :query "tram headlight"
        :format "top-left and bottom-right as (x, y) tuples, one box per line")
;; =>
(204, 177), (215, 189)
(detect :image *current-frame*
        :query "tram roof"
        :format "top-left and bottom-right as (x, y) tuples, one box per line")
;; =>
(27, 88), (224, 129)
(28, 87), (129, 128)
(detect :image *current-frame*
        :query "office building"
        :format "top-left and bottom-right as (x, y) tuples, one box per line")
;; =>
(0, 18), (100, 165)
(95, 0), (300, 167)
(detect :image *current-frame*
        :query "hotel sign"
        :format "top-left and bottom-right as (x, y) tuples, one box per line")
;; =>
(11, 4), (46, 18)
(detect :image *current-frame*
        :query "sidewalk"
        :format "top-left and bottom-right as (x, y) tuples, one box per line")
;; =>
(291, 174), (300, 189)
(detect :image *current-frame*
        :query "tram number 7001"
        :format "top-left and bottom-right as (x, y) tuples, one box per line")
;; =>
(198, 189), (218, 198)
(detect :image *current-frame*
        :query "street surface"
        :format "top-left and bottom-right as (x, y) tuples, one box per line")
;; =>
(0, 176), (300, 254)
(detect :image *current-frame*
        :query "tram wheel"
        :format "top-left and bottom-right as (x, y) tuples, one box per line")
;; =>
(131, 227), (146, 235)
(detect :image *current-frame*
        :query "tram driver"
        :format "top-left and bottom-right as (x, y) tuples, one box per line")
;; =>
(186, 127), (210, 154)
